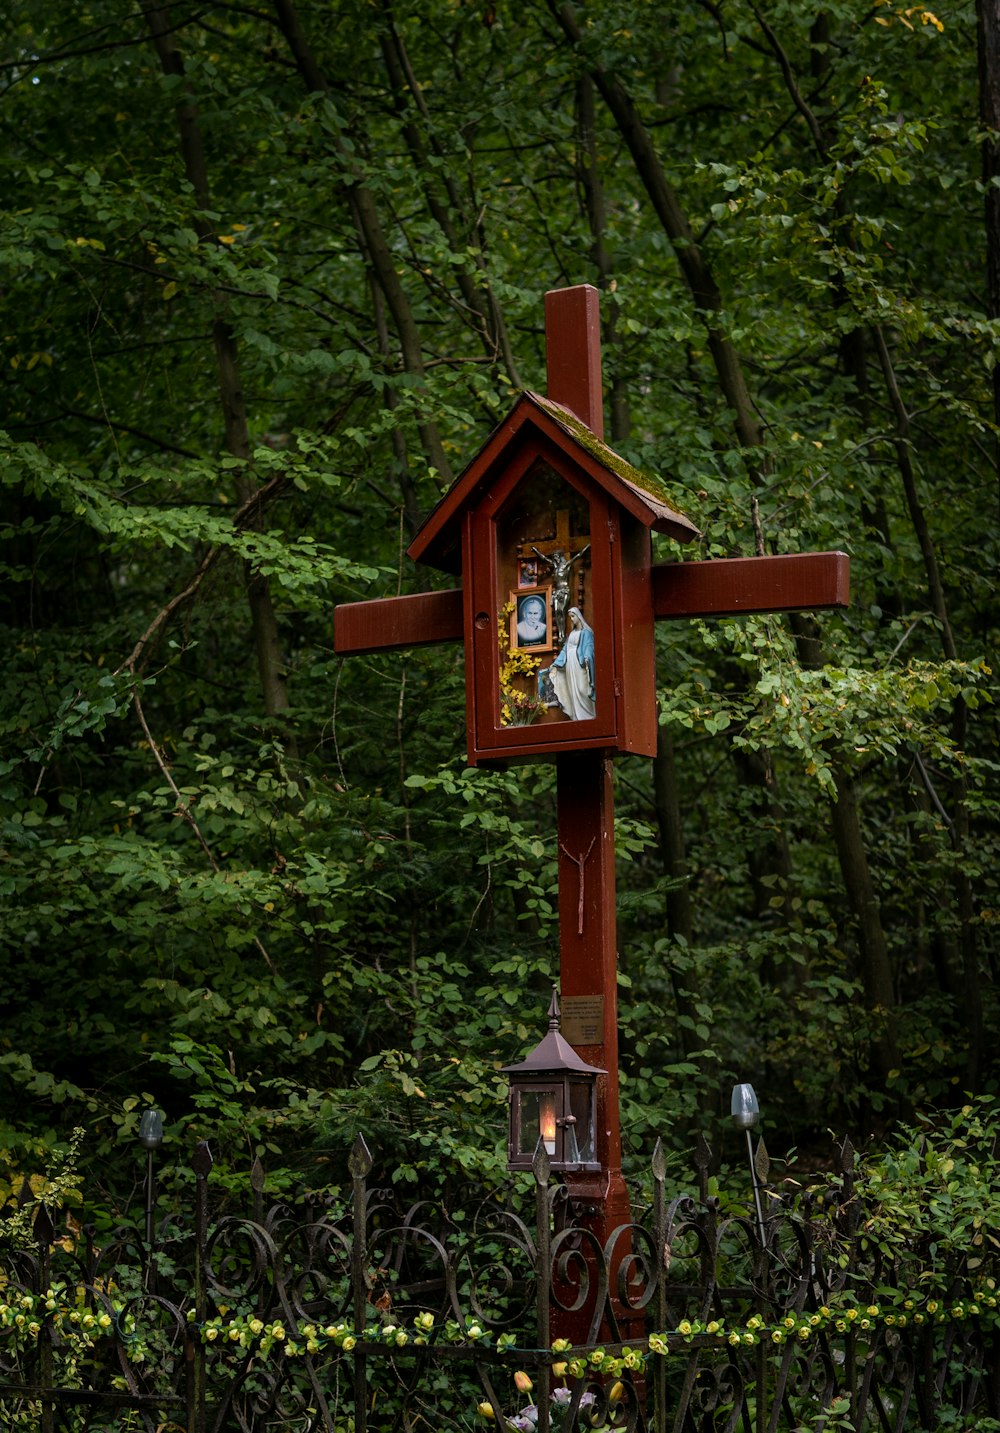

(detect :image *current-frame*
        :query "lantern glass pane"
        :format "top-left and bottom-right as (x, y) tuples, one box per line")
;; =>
(518, 1090), (557, 1156)
(569, 1081), (595, 1162)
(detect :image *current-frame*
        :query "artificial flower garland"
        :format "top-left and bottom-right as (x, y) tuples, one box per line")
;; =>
(0, 1283), (996, 1378)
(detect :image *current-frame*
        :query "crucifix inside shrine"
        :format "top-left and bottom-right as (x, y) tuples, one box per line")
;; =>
(334, 284), (849, 1328)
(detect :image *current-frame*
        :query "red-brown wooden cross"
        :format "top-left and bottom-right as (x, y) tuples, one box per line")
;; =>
(334, 287), (848, 1332)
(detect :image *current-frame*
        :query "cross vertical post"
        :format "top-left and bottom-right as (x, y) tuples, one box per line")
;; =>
(544, 285), (605, 441)
(556, 752), (620, 1173)
(547, 289), (638, 1342)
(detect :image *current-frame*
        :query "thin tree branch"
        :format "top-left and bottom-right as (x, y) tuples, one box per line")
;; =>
(132, 686), (279, 973)
(750, 7), (829, 158)
(871, 325), (957, 661)
(57, 406), (201, 458)
(118, 470), (290, 678)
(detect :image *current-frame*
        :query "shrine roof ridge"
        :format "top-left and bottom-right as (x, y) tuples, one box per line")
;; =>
(407, 389), (699, 575)
(528, 391), (694, 521)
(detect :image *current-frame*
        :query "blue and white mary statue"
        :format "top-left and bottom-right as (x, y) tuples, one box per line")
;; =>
(541, 606), (595, 721)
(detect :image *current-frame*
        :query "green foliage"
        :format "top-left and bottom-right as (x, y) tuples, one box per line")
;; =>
(857, 1095), (1000, 1270)
(0, 0), (996, 1213)
(0, 1127), (85, 1252)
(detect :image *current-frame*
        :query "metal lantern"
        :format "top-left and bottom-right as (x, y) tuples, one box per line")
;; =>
(502, 988), (604, 1172)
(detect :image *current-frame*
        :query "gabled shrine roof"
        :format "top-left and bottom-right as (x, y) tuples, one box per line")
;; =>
(408, 390), (699, 575)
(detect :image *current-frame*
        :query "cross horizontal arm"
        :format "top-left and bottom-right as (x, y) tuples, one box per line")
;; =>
(332, 552), (849, 656)
(652, 551), (849, 619)
(333, 588), (463, 656)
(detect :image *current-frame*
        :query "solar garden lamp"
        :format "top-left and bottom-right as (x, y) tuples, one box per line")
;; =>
(137, 1108), (164, 1247)
(502, 989), (604, 1173)
(731, 1082), (767, 1249)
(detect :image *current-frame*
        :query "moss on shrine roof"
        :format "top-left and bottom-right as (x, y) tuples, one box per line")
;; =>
(527, 391), (695, 526)
(408, 388), (698, 573)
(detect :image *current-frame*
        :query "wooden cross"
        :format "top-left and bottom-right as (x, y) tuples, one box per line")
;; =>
(523, 508), (590, 562)
(334, 286), (848, 1312)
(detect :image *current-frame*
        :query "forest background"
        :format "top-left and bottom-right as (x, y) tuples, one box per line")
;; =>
(1, 0), (998, 1215)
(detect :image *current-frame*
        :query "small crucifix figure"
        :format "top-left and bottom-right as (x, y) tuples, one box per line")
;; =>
(522, 507), (592, 643)
(531, 541), (591, 644)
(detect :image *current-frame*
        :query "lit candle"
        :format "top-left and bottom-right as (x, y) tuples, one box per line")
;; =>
(540, 1093), (557, 1155)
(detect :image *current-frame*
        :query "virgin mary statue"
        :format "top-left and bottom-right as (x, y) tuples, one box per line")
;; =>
(541, 607), (595, 721)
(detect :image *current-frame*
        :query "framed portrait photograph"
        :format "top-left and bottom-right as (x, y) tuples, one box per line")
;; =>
(510, 587), (553, 651)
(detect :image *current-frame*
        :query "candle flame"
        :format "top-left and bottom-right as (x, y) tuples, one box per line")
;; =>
(540, 1093), (557, 1154)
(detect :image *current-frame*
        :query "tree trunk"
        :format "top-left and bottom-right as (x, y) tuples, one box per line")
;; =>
(550, 1), (765, 459)
(790, 612), (901, 1087)
(652, 723), (693, 947)
(378, 7), (523, 391)
(828, 765), (902, 1086)
(730, 747), (793, 917)
(142, 2), (293, 725)
(273, 0), (454, 490)
(761, 11), (982, 1085)
(871, 328), (983, 1085)
(872, 329), (957, 659)
(575, 75), (629, 444)
(652, 722), (705, 1064)
(978, 0), (1000, 504)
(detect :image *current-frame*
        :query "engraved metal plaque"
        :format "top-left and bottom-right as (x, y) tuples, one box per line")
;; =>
(561, 995), (604, 1045)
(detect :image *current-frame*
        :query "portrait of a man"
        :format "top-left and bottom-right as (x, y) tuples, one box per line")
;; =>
(513, 591), (549, 648)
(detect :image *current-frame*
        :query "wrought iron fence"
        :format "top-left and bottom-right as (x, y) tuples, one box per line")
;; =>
(0, 1133), (997, 1432)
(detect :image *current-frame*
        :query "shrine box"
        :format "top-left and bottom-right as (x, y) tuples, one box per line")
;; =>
(408, 392), (698, 767)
